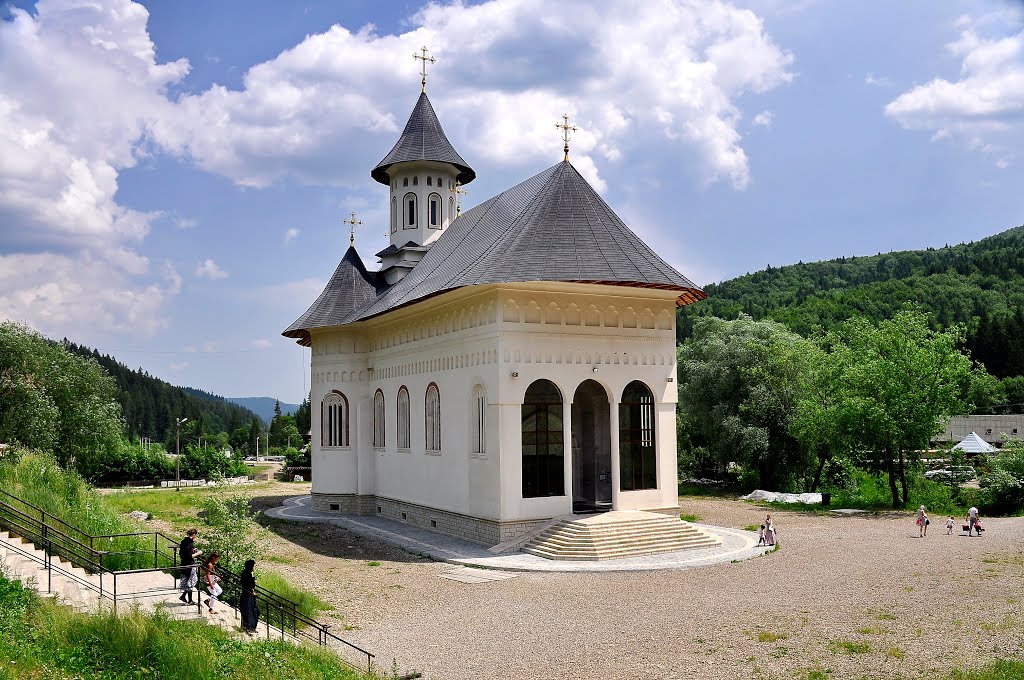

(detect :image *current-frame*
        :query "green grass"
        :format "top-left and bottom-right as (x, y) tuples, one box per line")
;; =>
(679, 513), (701, 523)
(857, 626), (890, 635)
(887, 647), (906, 660)
(831, 640), (871, 655)
(256, 570), (332, 620)
(0, 451), (151, 570)
(366, 561), (382, 567)
(756, 631), (788, 643)
(744, 524), (761, 532)
(0, 574), (368, 680)
(946, 660), (1024, 679)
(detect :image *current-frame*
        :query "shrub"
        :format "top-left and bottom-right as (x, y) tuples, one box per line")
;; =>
(980, 442), (1024, 515)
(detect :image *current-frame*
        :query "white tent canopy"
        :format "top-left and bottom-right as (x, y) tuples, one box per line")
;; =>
(951, 431), (997, 454)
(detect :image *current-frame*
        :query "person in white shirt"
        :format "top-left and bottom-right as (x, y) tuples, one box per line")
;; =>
(968, 506), (979, 536)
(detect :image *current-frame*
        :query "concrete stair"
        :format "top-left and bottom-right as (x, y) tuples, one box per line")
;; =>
(0, 530), (290, 641)
(521, 511), (721, 561)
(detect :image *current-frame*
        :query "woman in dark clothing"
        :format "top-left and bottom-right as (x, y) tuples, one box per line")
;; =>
(178, 529), (201, 604)
(240, 559), (259, 635)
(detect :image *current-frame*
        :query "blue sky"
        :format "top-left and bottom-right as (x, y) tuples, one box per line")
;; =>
(1, 0), (1022, 404)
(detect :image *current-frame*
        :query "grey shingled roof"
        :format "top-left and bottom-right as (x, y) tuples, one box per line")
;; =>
(371, 92), (475, 185)
(349, 160), (704, 322)
(282, 246), (385, 344)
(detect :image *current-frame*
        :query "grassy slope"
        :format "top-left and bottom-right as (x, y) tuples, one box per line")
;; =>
(0, 575), (366, 680)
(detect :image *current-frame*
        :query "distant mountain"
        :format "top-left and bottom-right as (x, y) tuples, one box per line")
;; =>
(62, 343), (261, 441)
(678, 225), (1024, 378)
(226, 397), (300, 423)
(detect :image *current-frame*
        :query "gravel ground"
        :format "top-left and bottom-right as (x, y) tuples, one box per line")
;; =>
(253, 492), (1024, 680)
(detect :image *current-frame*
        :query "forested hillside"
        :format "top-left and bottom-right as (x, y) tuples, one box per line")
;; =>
(679, 225), (1024, 378)
(62, 342), (260, 443)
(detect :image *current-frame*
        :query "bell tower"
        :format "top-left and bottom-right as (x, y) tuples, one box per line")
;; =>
(370, 48), (476, 284)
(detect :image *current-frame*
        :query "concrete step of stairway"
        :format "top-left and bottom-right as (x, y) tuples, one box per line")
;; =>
(521, 511), (721, 561)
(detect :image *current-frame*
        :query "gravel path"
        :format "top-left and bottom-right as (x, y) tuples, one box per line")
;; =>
(255, 493), (1024, 679)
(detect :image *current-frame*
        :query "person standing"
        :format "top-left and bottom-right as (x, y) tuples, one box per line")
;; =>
(178, 529), (201, 604)
(916, 505), (929, 537)
(968, 506), (980, 536)
(764, 514), (777, 546)
(203, 552), (222, 615)
(240, 559), (260, 635)
(946, 516), (955, 535)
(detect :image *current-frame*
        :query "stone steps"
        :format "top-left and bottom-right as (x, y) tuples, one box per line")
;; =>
(521, 511), (721, 561)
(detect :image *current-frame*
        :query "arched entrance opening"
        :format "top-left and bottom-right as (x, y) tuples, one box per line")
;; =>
(572, 379), (612, 513)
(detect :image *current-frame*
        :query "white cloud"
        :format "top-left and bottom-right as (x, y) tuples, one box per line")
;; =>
(201, 341), (218, 353)
(752, 110), (774, 127)
(174, 216), (198, 230)
(195, 258), (228, 280)
(0, 0), (189, 338)
(251, 338), (273, 349)
(885, 11), (1024, 155)
(169, 361), (189, 371)
(864, 73), (891, 87)
(0, 251), (180, 338)
(284, 227), (300, 243)
(153, 0), (793, 191)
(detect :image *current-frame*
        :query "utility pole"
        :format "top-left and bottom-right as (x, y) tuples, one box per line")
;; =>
(175, 417), (188, 492)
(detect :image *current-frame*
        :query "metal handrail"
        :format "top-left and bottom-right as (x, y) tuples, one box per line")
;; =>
(0, 491), (376, 673)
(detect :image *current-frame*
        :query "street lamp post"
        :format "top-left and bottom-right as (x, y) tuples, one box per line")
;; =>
(175, 417), (188, 492)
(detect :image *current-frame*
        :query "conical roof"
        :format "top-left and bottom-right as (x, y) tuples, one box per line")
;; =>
(371, 92), (475, 185)
(282, 246), (385, 346)
(349, 160), (705, 322)
(952, 431), (997, 454)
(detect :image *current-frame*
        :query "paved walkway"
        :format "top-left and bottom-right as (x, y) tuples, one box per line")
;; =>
(265, 495), (772, 572)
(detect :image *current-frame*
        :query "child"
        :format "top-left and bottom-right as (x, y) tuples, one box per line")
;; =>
(757, 524), (766, 546)
(945, 516), (954, 534)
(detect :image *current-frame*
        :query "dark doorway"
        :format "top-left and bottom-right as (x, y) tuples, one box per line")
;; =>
(571, 380), (612, 513)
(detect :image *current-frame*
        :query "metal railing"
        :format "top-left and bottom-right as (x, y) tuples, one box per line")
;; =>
(0, 490), (375, 673)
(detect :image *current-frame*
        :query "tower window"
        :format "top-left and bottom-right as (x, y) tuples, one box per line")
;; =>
(449, 196), (455, 221)
(437, 177), (443, 188)
(426, 176), (432, 186)
(404, 193), (417, 229)
(413, 176), (418, 186)
(391, 197), (398, 234)
(403, 177), (408, 187)
(428, 193), (441, 229)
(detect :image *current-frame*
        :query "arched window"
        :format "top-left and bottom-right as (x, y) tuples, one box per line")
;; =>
(412, 176), (418, 186)
(390, 197), (398, 233)
(472, 385), (486, 455)
(426, 176), (432, 186)
(397, 386), (410, 449)
(437, 176), (442, 188)
(373, 389), (385, 447)
(321, 391), (349, 447)
(619, 381), (657, 490)
(428, 193), (442, 229)
(522, 379), (564, 497)
(404, 193), (417, 229)
(403, 177), (408, 187)
(425, 383), (441, 451)
(449, 196), (455, 221)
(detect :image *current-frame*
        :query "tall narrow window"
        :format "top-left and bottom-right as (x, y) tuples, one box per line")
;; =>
(472, 385), (486, 455)
(437, 176), (443, 187)
(425, 383), (441, 451)
(619, 381), (657, 490)
(412, 176), (418, 186)
(321, 392), (349, 447)
(522, 380), (564, 497)
(449, 196), (455, 221)
(390, 197), (398, 234)
(428, 193), (441, 229)
(397, 386), (410, 449)
(403, 177), (408, 187)
(404, 193), (417, 229)
(373, 389), (385, 447)
(426, 176), (432, 186)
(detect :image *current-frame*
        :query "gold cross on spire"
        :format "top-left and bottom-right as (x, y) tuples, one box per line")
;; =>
(455, 181), (468, 215)
(343, 211), (362, 246)
(555, 114), (578, 162)
(413, 46), (436, 93)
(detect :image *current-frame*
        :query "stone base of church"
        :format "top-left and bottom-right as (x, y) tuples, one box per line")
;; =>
(311, 492), (547, 546)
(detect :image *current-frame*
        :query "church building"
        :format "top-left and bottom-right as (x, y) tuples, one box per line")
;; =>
(284, 65), (706, 546)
